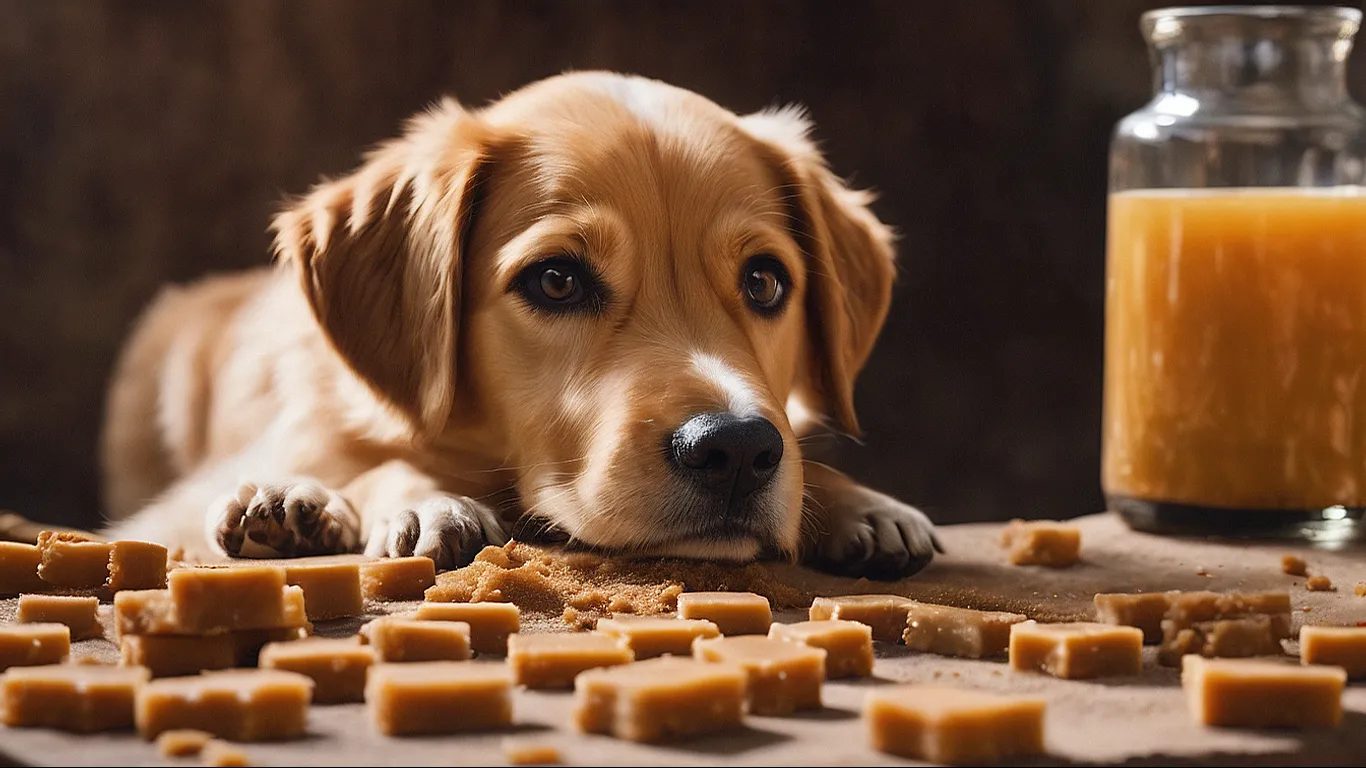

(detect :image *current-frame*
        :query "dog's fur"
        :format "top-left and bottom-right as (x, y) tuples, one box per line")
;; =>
(99, 72), (939, 578)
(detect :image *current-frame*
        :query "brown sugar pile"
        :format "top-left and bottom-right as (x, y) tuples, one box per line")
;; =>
(426, 541), (805, 629)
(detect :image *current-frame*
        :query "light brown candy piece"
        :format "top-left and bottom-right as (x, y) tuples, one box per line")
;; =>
(361, 556), (435, 601)
(902, 602), (1028, 659)
(1307, 575), (1334, 591)
(595, 615), (720, 659)
(574, 656), (746, 742)
(1163, 591), (1292, 628)
(1009, 621), (1142, 679)
(675, 591), (771, 635)
(1, 663), (150, 731)
(156, 729), (213, 757)
(107, 540), (168, 591)
(1182, 655), (1345, 728)
(0, 542), (46, 595)
(769, 619), (873, 678)
(284, 560), (362, 621)
(360, 617), (472, 662)
(507, 632), (634, 689)
(415, 601), (520, 655)
(365, 661), (513, 735)
(259, 637), (375, 703)
(808, 594), (915, 642)
(865, 684), (1046, 764)
(168, 565), (289, 633)
(1281, 555), (1309, 577)
(502, 739), (563, 765)
(0, 622), (69, 670)
(202, 740), (252, 767)
(693, 635), (825, 715)
(119, 627), (306, 678)
(36, 531), (113, 588)
(1094, 592), (1172, 644)
(1299, 626), (1366, 679)
(1000, 519), (1080, 567)
(17, 594), (102, 640)
(114, 584), (307, 636)
(1158, 615), (1285, 667)
(135, 668), (314, 741)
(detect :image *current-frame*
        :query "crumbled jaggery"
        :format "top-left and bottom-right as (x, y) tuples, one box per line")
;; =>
(1307, 575), (1335, 592)
(1356, 582), (1366, 597)
(1281, 555), (1308, 577)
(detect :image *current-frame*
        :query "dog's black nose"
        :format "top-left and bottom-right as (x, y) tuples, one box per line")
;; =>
(670, 412), (784, 506)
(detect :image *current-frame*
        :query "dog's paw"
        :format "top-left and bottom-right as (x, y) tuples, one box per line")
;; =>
(208, 481), (361, 558)
(808, 495), (942, 580)
(363, 495), (495, 571)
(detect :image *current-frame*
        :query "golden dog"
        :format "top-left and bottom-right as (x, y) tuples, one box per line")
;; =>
(100, 72), (939, 579)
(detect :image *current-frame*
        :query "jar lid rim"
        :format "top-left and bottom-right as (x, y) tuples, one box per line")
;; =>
(1142, 5), (1362, 25)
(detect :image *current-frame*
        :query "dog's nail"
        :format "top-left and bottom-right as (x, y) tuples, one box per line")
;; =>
(393, 510), (420, 556)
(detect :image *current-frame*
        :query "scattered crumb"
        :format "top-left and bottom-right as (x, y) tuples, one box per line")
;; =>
(1306, 575), (1335, 592)
(202, 740), (250, 767)
(1281, 555), (1308, 577)
(1302, 607), (1313, 613)
(502, 739), (562, 765)
(157, 729), (212, 758)
(1195, 567), (1212, 577)
(70, 654), (111, 666)
(1356, 582), (1366, 597)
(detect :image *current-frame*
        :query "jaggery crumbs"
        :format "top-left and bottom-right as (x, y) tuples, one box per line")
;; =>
(1282, 555), (1309, 577)
(426, 541), (805, 629)
(157, 729), (212, 757)
(1307, 575), (1335, 592)
(201, 740), (250, 767)
(1356, 582), (1366, 597)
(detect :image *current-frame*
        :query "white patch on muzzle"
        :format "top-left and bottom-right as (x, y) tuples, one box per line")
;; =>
(690, 352), (761, 418)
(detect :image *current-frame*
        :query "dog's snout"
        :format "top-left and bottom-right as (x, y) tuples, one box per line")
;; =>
(670, 412), (784, 505)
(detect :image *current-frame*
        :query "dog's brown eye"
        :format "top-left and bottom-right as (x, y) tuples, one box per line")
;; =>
(741, 255), (791, 316)
(539, 267), (577, 302)
(512, 257), (605, 314)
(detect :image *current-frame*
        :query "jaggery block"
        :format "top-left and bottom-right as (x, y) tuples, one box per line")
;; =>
(1182, 655), (1345, 728)
(1094, 592), (1172, 644)
(1164, 591), (1292, 628)
(768, 619), (873, 678)
(157, 729), (213, 757)
(202, 740), (252, 767)
(1000, 519), (1081, 567)
(865, 684), (1046, 764)
(595, 615), (720, 659)
(415, 601), (520, 655)
(114, 584), (307, 636)
(502, 739), (563, 765)
(507, 632), (634, 689)
(17, 594), (102, 640)
(808, 594), (915, 642)
(360, 556), (435, 601)
(903, 602), (1028, 659)
(574, 656), (746, 742)
(1158, 615), (1285, 667)
(0, 623), (69, 670)
(365, 661), (513, 735)
(0, 542), (46, 595)
(36, 531), (113, 588)
(1009, 621), (1142, 679)
(1282, 555), (1309, 577)
(1307, 575), (1334, 592)
(135, 669), (314, 741)
(168, 566), (288, 633)
(1, 663), (150, 732)
(675, 591), (772, 635)
(283, 561), (362, 621)
(693, 635), (825, 715)
(1299, 626), (1366, 679)
(119, 627), (305, 678)
(107, 540), (168, 591)
(360, 617), (472, 662)
(259, 637), (375, 703)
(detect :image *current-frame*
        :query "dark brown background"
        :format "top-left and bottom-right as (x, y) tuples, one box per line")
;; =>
(3, 1), (1363, 533)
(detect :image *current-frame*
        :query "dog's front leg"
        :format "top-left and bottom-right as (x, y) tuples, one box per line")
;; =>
(801, 461), (942, 580)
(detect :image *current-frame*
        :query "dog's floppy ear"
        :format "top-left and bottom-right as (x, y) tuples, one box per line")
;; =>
(272, 99), (490, 438)
(740, 106), (896, 437)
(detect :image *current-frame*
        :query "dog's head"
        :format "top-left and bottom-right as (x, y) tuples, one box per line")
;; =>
(273, 72), (894, 561)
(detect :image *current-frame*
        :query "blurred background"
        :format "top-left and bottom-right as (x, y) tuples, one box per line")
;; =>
(3, 0), (1363, 533)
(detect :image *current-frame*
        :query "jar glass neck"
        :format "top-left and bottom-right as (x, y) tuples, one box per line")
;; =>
(1152, 37), (1350, 107)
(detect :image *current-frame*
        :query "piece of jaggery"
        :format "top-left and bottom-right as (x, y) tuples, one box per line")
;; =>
(1000, 519), (1081, 567)
(507, 632), (634, 689)
(168, 566), (288, 633)
(17, 594), (102, 640)
(365, 661), (513, 735)
(574, 656), (746, 742)
(0, 623), (69, 670)
(1182, 655), (1345, 728)
(114, 584), (307, 637)
(903, 602), (1028, 659)
(36, 531), (113, 588)
(360, 617), (472, 662)
(135, 669), (314, 741)
(1163, 591), (1292, 628)
(1282, 555), (1309, 577)
(502, 739), (563, 765)
(595, 615), (721, 659)
(259, 637), (375, 703)
(1299, 626), (1366, 679)
(119, 627), (305, 678)
(107, 540), (168, 591)
(1094, 592), (1172, 644)
(360, 556), (435, 601)
(693, 635), (825, 715)
(1, 663), (150, 732)
(1009, 621), (1142, 679)
(1307, 575), (1334, 592)
(675, 591), (772, 635)
(768, 619), (873, 678)
(202, 740), (252, 767)
(865, 684), (1046, 764)
(157, 729), (213, 757)
(414, 601), (520, 655)
(808, 594), (915, 642)
(1158, 615), (1285, 667)
(0, 542), (46, 595)
(283, 560), (362, 621)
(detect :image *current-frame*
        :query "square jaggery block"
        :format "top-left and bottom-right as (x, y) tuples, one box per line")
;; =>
(902, 602), (1028, 659)
(507, 632), (634, 689)
(107, 540), (168, 591)
(415, 601), (520, 655)
(157, 729), (213, 757)
(769, 619), (873, 678)
(36, 531), (113, 589)
(259, 637), (375, 703)
(1094, 592), (1172, 644)
(360, 556), (435, 601)
(135, 669), (314, 741)
(676, 591), (771, 635)
(574, 656), (746, 742)
(283, 560), (362, 621)
(0, 542), (47, 596)
(1000, 519), (1081, 567)
(693, 635), (825, 715)
(1158, 615), (1285, 667)
(114, 584), (307, 636)
(1182, 655), (1345, 728)
(365, 661), (513, 735)
(595, 615), (720, 659)
(0, 623), (70, 670)
(1009, 621), (1142, 679)
(808, 594), (915, 642)
(118, 627), (305, 678)
(360, 617), (472, 662)
(17, 594), (102, 640)
(1299, 626), (1366, 679)
(1, 663), (150, 732)
(167, 565), (288, 633)
(1164, 591), (1292, 630)
(865, 684), (1046, 764)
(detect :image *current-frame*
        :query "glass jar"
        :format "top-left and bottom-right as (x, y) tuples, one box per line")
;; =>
(1104, 5), (1366, 541)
